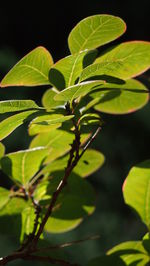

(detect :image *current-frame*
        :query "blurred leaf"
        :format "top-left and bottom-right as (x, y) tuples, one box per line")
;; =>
(68, 15), (126, 54)
(123, 159), (150, 229)
(80, 42), (150, 81)
(89, 79), (149, 114)
(0, 147), (48, 186)
(42, 88), (64, 110)
(0, 187), (10, 210)
(49, 50), (97, 89)
(1, 46), (53, 87)
(108, 241), (149, 265)
(28, 114), (73, 136)
(0, 110), (39, 140)
(87, 255), (126, 266)
(0, 142), (5, 159)
(0, 100), (42, 113)
(45, 173), (95, 233)
(54, 80), (105, 102)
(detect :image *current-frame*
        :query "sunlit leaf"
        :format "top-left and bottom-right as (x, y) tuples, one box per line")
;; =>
(20, 205), (36, 241)
(0, 142), (5, 159)
(0, 100), (42, 113)
(123, 159), (150, 229)
(54, 80), (105, 103)
(95, 41), (150, 79)
(1, 46), (53, 87)
(28, 113), (73, 136)
(80, 42), (150, 82)
(68, 15), (126, 54)
(49, 50), (97, 89)
(108, 241), (149, 265)
(0, 110), (39, 140)
(80, 113), (102, 126)
(0, 147), (48, 186)
(0, 187), (10, 210)
(42, 149), (105, 178)
(42, 88), (64, 110)
(89, 79), (149, 114)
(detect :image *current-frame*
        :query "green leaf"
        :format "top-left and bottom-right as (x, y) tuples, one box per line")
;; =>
(0, 142), (5, 159)
(0, 110), (39, 140)
(49, 50), (97, 89)
(42, 149), (105, 178)
(123, 159), (150, 229)
(74, 149), (105, 177)
(0, 147), (48, 186)
(42, 88), (65, 110)
(68, 15), (126, 54)
(89, 79), (149, 114)
(54, 80), (105, 102)
(28, 114), (73, 136)
(80, 113), (102, 126)
(20, 206), (36, 241)
(45, 173), (95, 233)
(108, 241), (149, 265)
(1, 46), (53, 87)
(0, 197), (28, 238)
(30, 129), (74, 163)
(87, 255), (126, 266)
(80, 41), (150, 81)
(0, 187), (10, 210)
(0, 100), (42, 113)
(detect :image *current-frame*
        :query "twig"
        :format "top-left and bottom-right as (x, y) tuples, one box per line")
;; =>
(34, 235), (100, 252)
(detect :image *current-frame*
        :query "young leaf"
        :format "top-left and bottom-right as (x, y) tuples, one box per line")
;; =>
(0, 187), (10, 210)
(68, 15), (126, 54)
(90, 79), (149, 114)
(54, 80), (105, 102)
(49, 50), (97, 89)
(0, 100), (42, 113)
(0, 147), (48, 186)
(123, 159), (150, 229)
(108, 241), (149, 265)
(45, 174), (95, 233)
(28, 114), (73, 136)
(0, 110), (39, 140)
(42, 88), (64, 110)
(1, 47), (53, 87)
(95, 41), (150, 79)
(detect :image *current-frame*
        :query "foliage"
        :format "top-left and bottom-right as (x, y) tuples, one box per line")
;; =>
(0, 14), (150, 265)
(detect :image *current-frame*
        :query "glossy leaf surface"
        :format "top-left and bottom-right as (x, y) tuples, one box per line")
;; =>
(0, 100), (41, 113)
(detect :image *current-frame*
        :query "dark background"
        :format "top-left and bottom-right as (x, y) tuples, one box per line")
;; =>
(0, 1), (150, 265)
